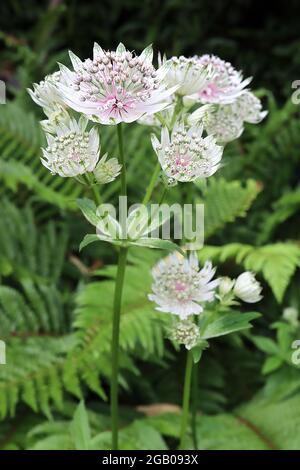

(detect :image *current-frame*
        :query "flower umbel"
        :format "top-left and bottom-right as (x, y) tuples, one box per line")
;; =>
(170, 320), (200, 350)
(233, 271), (263, 303)
(58, 43), (176, 125)
(149, 252), (219, 319)
(41, 115), (100, 177)
(151, 121), (223, 182)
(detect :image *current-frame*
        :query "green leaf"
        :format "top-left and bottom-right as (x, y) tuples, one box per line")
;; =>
(262, 356), (284, 375)
(252, 336), (279, 355)
(202, 311), (261, 339)
(130, 238), (184, 254)
(76, 198), (99, 226)
(69, 401), (91, 450)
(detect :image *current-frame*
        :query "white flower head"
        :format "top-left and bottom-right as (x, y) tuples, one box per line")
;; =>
(57, 43), (177, 125)
(151, 121), (223, 182)
(170, 320), (200, 350)
(148, 252), (219, 319)
(28, 71), (63, 113)
(198, 104), (244, 143)
(94, 153), (121, 184)
(233, 271), (263, 303)
(41, 115), (100, 177)
(188, 54), (252, 105)
(161, 55), (211, 96)
(233, 91), (268, 124)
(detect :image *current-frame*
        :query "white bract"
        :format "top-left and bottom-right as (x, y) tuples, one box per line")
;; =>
(233, 272), (263, 303)
(149, 252), (219, 319)
(151, 121), (223, 181)
(57, 43), (177, 125)
(41, 116), (100, 177)
(170, 320), (200, 350)
(94, 153), (121, 184)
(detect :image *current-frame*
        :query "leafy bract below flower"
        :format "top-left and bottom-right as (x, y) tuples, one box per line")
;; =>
(42, 116), (100, 177)
(189, 91), (267, 143)
(151, 121), (223, 182)
(58, 43), (177, 125)
(161, 55), (211, 96)
(188, 54), (252, 105)
(149, 252), (219, 319)
(93, 153), (121, 184)
(170, 320), (200, 350)
(233, 272), (263, 303)
(28, 71), (63, 113)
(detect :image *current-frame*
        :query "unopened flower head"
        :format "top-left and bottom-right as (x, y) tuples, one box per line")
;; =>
(148, 252), (219, 319)
(170, 320), (200, 350)
(218, 276), (235, 296)
(151, 121), (223, 182)
(283, 307), (299, 327)
(162, 55), (210, 96)
(42, 116), (100, 177)
(58, 43), (177, 125)
(94, 153), (121, 183)
(189, 54), (251, 105)
(233, 271), (263, 303)
(28, 71), (63, 113)
(199, 104), (244, 143)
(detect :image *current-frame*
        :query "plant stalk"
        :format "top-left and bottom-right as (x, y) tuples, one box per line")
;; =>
(111, 123), (128, 450)
(179, 350), (194, 449)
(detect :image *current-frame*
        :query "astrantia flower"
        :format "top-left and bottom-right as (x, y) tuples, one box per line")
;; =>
(148, 252), (219, 319)
(233, 272), (263, 303)
(233, 91), (268, 124)
(218, 276), (235, 296)
(151, 121), (223, 182)
(188, 54), (251, 105)
(94, 153), (121, 183)
(196, 104), (244, 143)
(170, 320), (200, 350)
(41, 116), (100, 177)
(161, 55), (210, 96)
(28, 71), (63, 112)
(57, 43), (177, 125)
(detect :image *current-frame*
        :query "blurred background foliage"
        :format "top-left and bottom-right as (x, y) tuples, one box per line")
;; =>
(0, 0), (300, 450)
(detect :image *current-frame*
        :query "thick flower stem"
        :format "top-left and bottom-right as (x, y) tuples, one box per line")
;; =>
(111, 246), (128, 450)
(111, 123), (128, 450)
(191, 363), (199, 449)
(179, 350), (194, 449)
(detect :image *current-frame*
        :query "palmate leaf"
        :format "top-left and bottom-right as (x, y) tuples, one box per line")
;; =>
(198, 242), (300, 302)
(201, 311), (261, 340)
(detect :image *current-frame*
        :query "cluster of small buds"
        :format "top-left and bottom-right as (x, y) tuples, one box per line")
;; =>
(170, 320), (200, 350)
(217, 272), (262, 304)
(94, 153), (122, 184)
(151, 122), (223, 182)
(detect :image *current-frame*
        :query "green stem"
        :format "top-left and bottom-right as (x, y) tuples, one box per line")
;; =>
(117, 123), (126, 195)
(111, 246), (128, 450)
(191, 363), (199, 450)
(111, 122), (128, 450)
(179, 350), (193, 449)
(142, 161), (161, 205)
